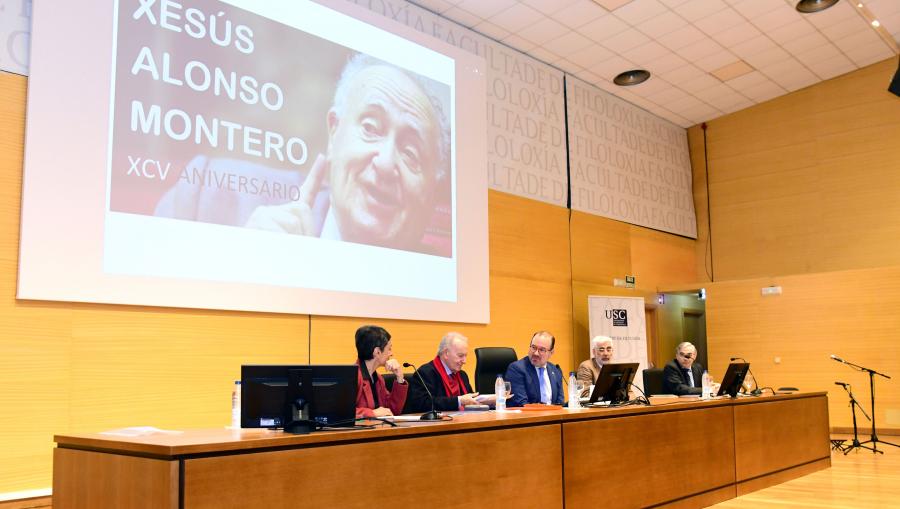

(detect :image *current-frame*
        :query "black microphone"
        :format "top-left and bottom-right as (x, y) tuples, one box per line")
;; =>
(830, 354), (846, 363)
(403, 362), (441, 421)
(835, 381), (849, 388)
(729, 357), (761, 396)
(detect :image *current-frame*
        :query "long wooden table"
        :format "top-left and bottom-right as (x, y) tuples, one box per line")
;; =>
(53, 392), (830, 508)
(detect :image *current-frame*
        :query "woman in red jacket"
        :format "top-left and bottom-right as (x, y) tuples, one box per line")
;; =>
(355, 325), (409, 418)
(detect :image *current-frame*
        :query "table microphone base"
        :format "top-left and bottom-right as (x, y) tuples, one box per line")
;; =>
(420, 411), (442, 421)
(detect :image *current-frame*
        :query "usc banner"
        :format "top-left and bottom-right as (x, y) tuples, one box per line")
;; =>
(588, 296), (649, 393)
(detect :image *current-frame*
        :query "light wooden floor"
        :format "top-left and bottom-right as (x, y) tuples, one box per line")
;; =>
(712, 436), (900, 508)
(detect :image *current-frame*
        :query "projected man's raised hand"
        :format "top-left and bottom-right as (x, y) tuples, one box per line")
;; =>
(244, 153), (329, 235)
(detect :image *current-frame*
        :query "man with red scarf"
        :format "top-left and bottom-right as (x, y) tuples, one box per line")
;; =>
(404, 332), (490, 413)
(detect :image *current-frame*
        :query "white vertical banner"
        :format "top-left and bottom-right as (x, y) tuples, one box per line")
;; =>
(588, 295), (648, 393)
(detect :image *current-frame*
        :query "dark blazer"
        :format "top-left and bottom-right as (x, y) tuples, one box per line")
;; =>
(662, 359), (704, 396)
(403, 360), (473, 413)
(505, 357), (564, 407)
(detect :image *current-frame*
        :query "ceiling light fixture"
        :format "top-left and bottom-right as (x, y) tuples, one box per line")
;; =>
(795, 0), (839, 13)
(613, 69), (650, 86)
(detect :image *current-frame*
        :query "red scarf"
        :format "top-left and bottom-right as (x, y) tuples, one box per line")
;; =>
(432, 356), (465, 397)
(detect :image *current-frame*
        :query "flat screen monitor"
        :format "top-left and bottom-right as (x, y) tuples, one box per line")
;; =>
(589, 362), (639, 404)
(717, 362), (750, 398)
(241, 364), (357, 429)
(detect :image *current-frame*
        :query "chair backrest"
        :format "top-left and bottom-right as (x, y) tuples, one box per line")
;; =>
(642, 368), (665, 396)
(474, 347), (518, 394)
(381, 373), (415, 391)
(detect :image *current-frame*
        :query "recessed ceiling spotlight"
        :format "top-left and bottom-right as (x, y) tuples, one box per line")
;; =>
(795, 0), (839, 13)
(613, 69), (650, 86)
(872, 19), (881, 27)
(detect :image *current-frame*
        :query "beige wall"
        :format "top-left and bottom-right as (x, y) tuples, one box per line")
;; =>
(0, 71), (697, 494)
(689, 57), (900, 433)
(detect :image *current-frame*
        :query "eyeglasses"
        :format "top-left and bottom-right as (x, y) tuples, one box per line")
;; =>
(677, 352), (695, 359)
(530, 344), (551, 354)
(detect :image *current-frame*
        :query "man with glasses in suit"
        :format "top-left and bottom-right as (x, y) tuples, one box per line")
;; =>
(662, 342), (704, 396)
(505, 331), (564, 406)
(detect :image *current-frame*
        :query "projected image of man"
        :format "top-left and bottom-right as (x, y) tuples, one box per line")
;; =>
(245, 54), (450, 253)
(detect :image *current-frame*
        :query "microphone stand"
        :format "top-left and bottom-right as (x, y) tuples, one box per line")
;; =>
(403, 362), (442, 421)
(835, 382), (873, 455)
(833, 356), (898, 452)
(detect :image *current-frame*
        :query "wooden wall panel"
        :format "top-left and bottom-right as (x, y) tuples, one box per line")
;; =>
(690, 58), (900, 280)
(68, 307), (311, 431)
(629, 225), (697, 288)
(706, 269), (900, 430)
(570, 210), (630, 284)
(488, 191), (571, 283)
(0, 73), (73, 494)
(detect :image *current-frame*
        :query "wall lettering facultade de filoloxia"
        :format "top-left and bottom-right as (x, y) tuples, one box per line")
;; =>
(567, 76), (696, 238)
(2, 0), (696, 237)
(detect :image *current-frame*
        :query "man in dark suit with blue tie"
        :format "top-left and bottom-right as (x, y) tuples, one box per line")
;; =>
(505, 331), (564, 406)
(662, 342), (704, 396)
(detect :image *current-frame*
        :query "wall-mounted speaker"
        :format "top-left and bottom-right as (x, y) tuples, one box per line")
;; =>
(889, 56), (900, 97)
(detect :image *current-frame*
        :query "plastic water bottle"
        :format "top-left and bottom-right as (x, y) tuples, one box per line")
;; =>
(568, 371), (578, 409)
(701, 371), (712, 399)
(231, 380), (241, 428)
(495, 374), (506, 412)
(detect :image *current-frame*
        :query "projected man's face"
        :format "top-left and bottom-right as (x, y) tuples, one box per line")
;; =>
(326, 65), (440, 249)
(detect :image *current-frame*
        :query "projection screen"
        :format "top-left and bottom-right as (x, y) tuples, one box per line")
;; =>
(18, 0), (489, 323)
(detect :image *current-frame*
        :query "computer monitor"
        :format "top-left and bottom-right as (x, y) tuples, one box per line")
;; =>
(589, 362), (640, 404)
(241, 364), (357, 430)
(716, 362), (750, 398)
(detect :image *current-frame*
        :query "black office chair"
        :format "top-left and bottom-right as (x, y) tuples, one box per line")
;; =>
(474, 347), (518, 394)
(381, 373), (415, 391)
(642, 368), (665, 395)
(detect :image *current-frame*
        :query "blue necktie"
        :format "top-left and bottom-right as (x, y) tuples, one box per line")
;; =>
(538, 367), (549, 403)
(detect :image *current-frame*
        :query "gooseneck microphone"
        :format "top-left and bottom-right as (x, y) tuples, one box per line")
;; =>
(403, 362), (442, 421)
(730, 357), (762, 396)
(835, 381), (849, 388)
(830, 354), (846, 363)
